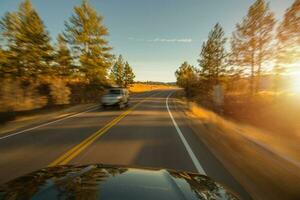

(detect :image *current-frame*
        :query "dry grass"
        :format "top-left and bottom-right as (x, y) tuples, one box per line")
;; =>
(128, 83), (176, 93)
(223, 92), (300, 161)
(176, 98), (300, 200)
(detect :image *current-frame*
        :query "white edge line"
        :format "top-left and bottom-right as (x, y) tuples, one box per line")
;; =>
(0, 105), (99, 140)
(166, 92), (206, 175)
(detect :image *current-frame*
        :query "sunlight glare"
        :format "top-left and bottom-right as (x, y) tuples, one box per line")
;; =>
(290, 73), (300, 93)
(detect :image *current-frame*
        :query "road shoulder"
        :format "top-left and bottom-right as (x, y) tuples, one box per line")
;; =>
(170, 95), (252, 200)
(173, 96), (300, 200)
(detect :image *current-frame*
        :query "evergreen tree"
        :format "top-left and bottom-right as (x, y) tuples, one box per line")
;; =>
(231, 0), (275, 94)
(64, 0), (112, 84)
(198, 23), (227, 91)
(277, 0), (300, 64)
(0, 12), (20, 76)
(273, 0), (300, 95)
(123, 61), (135, 87)
(0, 45), (8, 76)
(175, 62), (198, 97)
(110, 55), (124, 86)
(108, 68), (116, 84)
(0, 0), (54, 79)
(55, 34), (73, 77)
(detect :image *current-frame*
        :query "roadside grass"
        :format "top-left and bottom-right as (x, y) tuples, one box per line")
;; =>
(129, 83), (176, 93)
(175, 95), (300, 200)
(223, 91), (300, 162)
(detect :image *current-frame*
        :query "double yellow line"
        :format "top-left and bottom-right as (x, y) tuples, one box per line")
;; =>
(48, 92), (159, 167)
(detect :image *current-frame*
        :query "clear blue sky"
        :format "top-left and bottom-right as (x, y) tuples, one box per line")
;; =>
(0, 0), (294, 82)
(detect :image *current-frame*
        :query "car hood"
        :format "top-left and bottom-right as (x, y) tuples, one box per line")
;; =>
(0, 164), (239, 200)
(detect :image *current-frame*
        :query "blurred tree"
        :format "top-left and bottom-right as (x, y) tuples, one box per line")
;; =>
(110, 55), (124, 86)
(48, 77), (71, 104)
(231, 0), (275, 94)
(175, 61), (198, 97)
(0, 0), (54, 79)
(198, 23), (227, 92)
(277, 0), (300, 65)
(64, 0), (113, 84)
(274, 0), (300, 95)
(108, 69), (116, 85)
(0, 45), (8, 76)
(0, 12), (20, 76)
(54, 34), (73, 77)
(123, 61), (135, 87)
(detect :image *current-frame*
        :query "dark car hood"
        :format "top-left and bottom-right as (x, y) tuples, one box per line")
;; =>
(0, 164), (239, 200)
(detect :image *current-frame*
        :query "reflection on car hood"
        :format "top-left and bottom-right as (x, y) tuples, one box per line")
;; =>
(0, 164), (239, 200)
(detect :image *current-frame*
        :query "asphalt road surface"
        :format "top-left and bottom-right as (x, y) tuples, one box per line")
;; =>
(0, 89), (251, 200)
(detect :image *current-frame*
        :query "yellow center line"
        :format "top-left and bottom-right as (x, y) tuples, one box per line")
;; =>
(48, 91), (161, 167)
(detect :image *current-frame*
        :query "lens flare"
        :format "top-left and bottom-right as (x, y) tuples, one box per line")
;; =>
(289, 73), (300, 93)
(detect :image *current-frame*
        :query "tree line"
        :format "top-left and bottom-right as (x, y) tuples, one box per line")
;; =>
(0, 0), (135, 113)
(176, 0), (300, 103)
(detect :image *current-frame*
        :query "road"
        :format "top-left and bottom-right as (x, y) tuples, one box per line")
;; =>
(0, 89), (251, 199)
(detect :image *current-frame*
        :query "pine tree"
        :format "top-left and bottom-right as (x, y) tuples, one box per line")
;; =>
(0, 12), (20, 76)
(64, 0), (112, 84)
(198, 23), (227, 91)
(231, 0), (275, 94)
(55, 34), (73, 77)
(175, 62), (198, 97)
(0, 0), (54, 79)
(277, 0), (300, 64)
(108, 68), (116, 84)
(0, 45), (7, 76)
(110, 55), (124, 87)
(272, 1), (300, 96)
(123, 62), (135, 87)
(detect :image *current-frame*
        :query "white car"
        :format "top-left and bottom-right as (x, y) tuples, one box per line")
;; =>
(101, 88), (129, 109)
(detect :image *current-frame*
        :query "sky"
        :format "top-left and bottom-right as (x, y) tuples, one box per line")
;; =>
(0, 0), (295, 82)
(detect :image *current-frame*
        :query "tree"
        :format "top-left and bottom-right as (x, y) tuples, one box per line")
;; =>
(123, 61), (135, 87)
(231, 0), (275, 94)
(0, 0), (54, 79)
(0, 45), (8, 76)
(198, 23), (227, 92)
(64, 0), (113, 84)
(277, 0), (300, 65)
(110, 55), (124, 86)
(54, 34), (73, 77)
(175, 62), (198, 97)
(272, 1), (300, 96)
(0, 12), (20, 76)
(109, 55), (135, 87)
